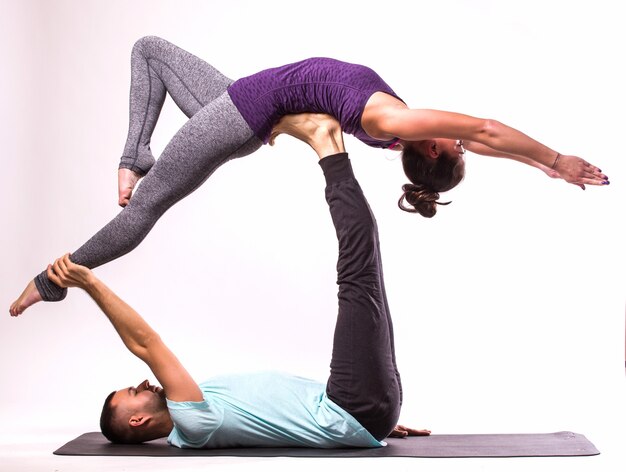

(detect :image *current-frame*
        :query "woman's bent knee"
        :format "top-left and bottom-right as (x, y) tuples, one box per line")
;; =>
(132, 35), (165, 55)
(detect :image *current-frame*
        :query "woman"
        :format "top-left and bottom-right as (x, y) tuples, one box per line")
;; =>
(9, 36), (609, 316)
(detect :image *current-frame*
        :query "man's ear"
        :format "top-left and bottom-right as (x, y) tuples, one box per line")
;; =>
(129, 414), (150, 428)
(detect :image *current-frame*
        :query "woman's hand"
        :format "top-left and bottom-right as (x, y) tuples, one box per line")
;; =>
(463, 141), (607, 190)
(46, 253), (96, 290)
(553, 154), (609, 190)
(388, 425), (431, 438)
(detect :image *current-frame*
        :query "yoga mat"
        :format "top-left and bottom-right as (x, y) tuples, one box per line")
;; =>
(54, 431), (599, 458)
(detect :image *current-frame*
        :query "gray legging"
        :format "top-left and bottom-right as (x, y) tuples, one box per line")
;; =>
(35, 36), (262, 301)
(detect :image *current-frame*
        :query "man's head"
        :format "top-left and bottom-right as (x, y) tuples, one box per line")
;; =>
(100, 379), (171, 443)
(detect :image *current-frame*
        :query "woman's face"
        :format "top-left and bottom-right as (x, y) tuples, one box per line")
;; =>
(402, 139), (466, 162)
(434, 139), (466, 161)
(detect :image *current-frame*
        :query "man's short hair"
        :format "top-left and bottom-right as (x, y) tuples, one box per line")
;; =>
(99, 390), (144, 444)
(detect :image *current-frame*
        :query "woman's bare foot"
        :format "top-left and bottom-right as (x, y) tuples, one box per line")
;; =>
(118, 168), (143, 207)
(9, 279), (43, 317)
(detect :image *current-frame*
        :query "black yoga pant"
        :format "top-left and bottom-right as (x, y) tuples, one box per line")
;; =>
(321, 153), (402, 441)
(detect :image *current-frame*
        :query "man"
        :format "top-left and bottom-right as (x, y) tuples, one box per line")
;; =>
(46, 114), (430, 448)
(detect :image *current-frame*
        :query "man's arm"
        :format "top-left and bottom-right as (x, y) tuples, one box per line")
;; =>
(47, 254), (203, 402)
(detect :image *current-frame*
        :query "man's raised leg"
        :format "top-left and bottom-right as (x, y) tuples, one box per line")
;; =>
(319, 153), (401, 441)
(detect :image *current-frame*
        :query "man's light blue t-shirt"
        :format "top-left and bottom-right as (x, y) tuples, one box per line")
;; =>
(166, 371), (384, 448)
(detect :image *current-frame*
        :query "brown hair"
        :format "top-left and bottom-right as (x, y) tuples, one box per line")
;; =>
(398, 143), (465, 218)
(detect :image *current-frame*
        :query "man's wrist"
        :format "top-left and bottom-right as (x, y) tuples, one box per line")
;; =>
(81, 274), (101, 294)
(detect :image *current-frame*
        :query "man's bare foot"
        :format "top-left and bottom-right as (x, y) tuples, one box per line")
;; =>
(269, 113), (345, 159)
(9, 279), (43, 317)
(118, 168), (142, 207)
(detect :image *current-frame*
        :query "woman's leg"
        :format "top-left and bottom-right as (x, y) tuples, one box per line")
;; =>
(11, 94), (260, 314)
(119, 36), (233, 175)
(320, 153), (402, 441)
(29, 93), (261, 304)
(10, 37), (260, 311)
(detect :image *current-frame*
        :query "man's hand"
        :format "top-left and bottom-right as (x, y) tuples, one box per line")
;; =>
(46, 253), (96, 290)
(46, 253), (203, 403)
(388, 425), (431, 438)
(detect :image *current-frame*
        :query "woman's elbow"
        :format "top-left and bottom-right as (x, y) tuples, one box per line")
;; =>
(482, 119), (502, 136)
(477, 119), (504, 144)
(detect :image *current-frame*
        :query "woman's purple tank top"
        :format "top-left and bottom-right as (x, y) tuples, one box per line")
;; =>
(227, 58), (402, 148)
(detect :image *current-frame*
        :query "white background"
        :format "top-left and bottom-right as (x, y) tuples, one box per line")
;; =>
(0, 0), (624, 470)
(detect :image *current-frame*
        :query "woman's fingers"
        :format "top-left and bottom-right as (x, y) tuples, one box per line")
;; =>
(582, 161), (609, 182)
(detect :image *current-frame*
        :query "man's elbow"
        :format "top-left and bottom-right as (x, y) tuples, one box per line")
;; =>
(129, 329), (163, 359)
(141, 330), (163, 350)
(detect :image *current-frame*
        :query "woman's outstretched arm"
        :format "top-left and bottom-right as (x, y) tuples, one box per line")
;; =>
(387, 109), (607, 185)
(463, 140), (569, 183)
(363, 94), (609, 188)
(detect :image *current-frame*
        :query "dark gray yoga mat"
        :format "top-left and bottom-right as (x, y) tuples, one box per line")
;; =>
(54, 431), (599, 458)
